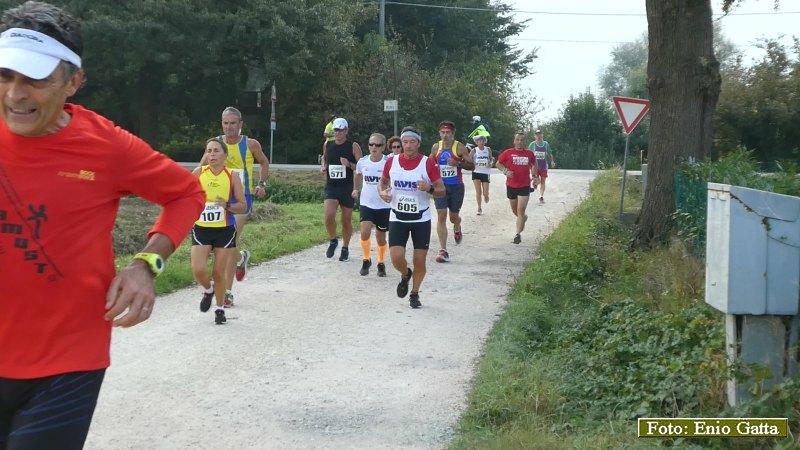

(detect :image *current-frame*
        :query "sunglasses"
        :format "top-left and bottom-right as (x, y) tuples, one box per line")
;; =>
(391, 145), (402, 149)
(333, 128), (346, 132)
(368, 143), (384, 147)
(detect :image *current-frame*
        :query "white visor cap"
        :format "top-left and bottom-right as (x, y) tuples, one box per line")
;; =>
(0, 28), (81, 80)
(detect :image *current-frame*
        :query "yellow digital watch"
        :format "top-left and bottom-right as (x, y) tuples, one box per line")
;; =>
(132, 252), (165, 277)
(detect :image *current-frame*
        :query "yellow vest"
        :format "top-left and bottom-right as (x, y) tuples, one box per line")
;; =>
(223, 136), (254, 195)
(196, 165), (234, 228)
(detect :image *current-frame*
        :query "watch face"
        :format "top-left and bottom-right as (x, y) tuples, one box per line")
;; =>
(155, 258), (164, 270)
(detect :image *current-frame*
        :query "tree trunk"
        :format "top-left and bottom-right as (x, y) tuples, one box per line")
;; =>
(135, 67), (158, 146)
(635, 0), (721, 247)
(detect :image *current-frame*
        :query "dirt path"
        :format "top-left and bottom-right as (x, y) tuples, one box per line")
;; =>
(86, 170), (596, 449)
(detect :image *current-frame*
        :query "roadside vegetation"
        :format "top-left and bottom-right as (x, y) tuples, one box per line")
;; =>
(113, 170), (356, 294)
(452, 165), (799, 449)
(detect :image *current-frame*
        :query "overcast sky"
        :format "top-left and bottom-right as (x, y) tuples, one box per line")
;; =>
(505, 0), (799, 124)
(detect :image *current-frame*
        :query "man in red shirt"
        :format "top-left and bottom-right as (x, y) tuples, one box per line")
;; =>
(496, 132), (538, 244)
(0, 2), (204, 448)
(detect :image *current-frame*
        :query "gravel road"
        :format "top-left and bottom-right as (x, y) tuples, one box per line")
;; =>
(85, 169), (596, 449)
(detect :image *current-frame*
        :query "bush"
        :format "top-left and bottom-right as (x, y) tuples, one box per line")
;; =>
(674, 149), (800, 254)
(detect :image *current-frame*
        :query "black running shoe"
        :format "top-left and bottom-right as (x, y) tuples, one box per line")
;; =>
(396, 268), (412, 298)
(376, 262), (387, 277)
(326, 239), (338, 258)
(409, 292), (421, 308)
(339, 246), (349, 262)
(200, 292), (213, 312)
(214, 309), (226, 325)
(360, 259), (371, 276)
(513, 234), (521, 244)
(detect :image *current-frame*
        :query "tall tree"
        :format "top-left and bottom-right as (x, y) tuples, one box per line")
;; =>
(635, 0), (722, 246)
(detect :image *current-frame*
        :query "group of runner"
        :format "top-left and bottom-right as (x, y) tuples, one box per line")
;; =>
(0, 1), (563, 446)
(320, 118), (556, 308)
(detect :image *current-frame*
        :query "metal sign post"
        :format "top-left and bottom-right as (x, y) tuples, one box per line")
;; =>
(619, 133), (631, 220)
(384, 99), (398, 136)
(611, 96), (651, 221)
(269, 83), (276, 163)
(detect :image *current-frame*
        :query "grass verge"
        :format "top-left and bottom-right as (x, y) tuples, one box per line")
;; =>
(450, 170), (799, 449)
(115, 201), (358, 295)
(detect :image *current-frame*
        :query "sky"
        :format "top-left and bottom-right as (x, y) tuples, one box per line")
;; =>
(505, 0), (799, 123)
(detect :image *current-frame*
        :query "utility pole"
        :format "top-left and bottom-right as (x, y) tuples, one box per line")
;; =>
(379, 0), (385, 38)
(269, 83), (276, 163)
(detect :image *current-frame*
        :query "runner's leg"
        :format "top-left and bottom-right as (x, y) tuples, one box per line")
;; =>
(411, 249), (427, 293)
(436, 209), (448, 250)
(212, 247), (230, 308)
(227, 213), (248, 290)
(190, 245), (213, 289)
(341, 206), (353, 248)
(324, 199), (339, 240)
(473, 179), (482, 212)
(516, 196), (530, 234)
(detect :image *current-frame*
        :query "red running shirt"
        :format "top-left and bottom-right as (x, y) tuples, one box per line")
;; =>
(497, 148), (535, 188)
(0, 104), (205, 379)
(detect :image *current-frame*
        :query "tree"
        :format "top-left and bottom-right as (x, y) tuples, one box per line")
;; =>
(635, 0), (722, 246)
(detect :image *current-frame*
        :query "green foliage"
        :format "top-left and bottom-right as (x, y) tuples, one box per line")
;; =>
(674, 149), (800, 254)
(0, 0), (535, 163)
(452, 171), (742, 448)
(539, 92), (631, 169)
(715, 39), (800, 164)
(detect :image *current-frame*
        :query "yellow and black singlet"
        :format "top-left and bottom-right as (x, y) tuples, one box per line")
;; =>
(196, 165), (235, 228)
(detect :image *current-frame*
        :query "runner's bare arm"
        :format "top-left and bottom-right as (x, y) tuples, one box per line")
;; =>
(496, 161), (511, 176)
(248, 138), (269, 197)
(431, 179), (445, 198)
(354, 172), (363, 198)
(321, 141), (329, 175)
(457, 142), (475, 170)
(430, 142), (439, 157)
(105, 233), (175, 328)
(352, 142), (363, 163)
(225, 174), (248, 215)
(379, 175), (392, 202)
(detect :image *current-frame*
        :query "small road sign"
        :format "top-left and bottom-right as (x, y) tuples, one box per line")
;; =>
(612, 96), (651, 134)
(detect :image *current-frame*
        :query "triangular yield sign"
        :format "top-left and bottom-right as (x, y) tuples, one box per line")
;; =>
(612, 96), (651, 134)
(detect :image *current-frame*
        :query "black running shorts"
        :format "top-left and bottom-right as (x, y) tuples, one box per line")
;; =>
(360, 206), (390, 231)
(433, 183), (465, 213)
(389, 220), (432, 250)
(324, 184), (355, 209)
(0, 369), (106, 450)
(191, 225), (237, 248)
(471, 173), (490, 183)
(506, 186), (531, 200)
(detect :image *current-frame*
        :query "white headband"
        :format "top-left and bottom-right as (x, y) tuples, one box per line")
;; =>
(0, 28), (81, 79)
(400, 130), (421, 142)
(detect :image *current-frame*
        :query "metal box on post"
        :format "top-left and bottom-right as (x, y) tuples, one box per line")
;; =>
(704, 183), (800, 406)
(705, 183), (800, 315)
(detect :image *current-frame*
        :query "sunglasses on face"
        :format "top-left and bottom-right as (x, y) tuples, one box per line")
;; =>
(391, 145), (402, 149)
(368, 143), (384, 147)
(333, 128), (346, 132)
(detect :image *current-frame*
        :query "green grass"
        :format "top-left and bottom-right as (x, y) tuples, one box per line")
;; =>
(450, 170), (798, 449)
(115, 201), (358, 295)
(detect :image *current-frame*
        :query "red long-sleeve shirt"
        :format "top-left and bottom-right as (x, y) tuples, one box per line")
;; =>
(0, 104), (204, 379)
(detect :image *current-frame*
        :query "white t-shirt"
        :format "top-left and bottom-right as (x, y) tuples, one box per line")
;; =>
(472, 147), (492, 175)
(356, 155), (391, 210)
